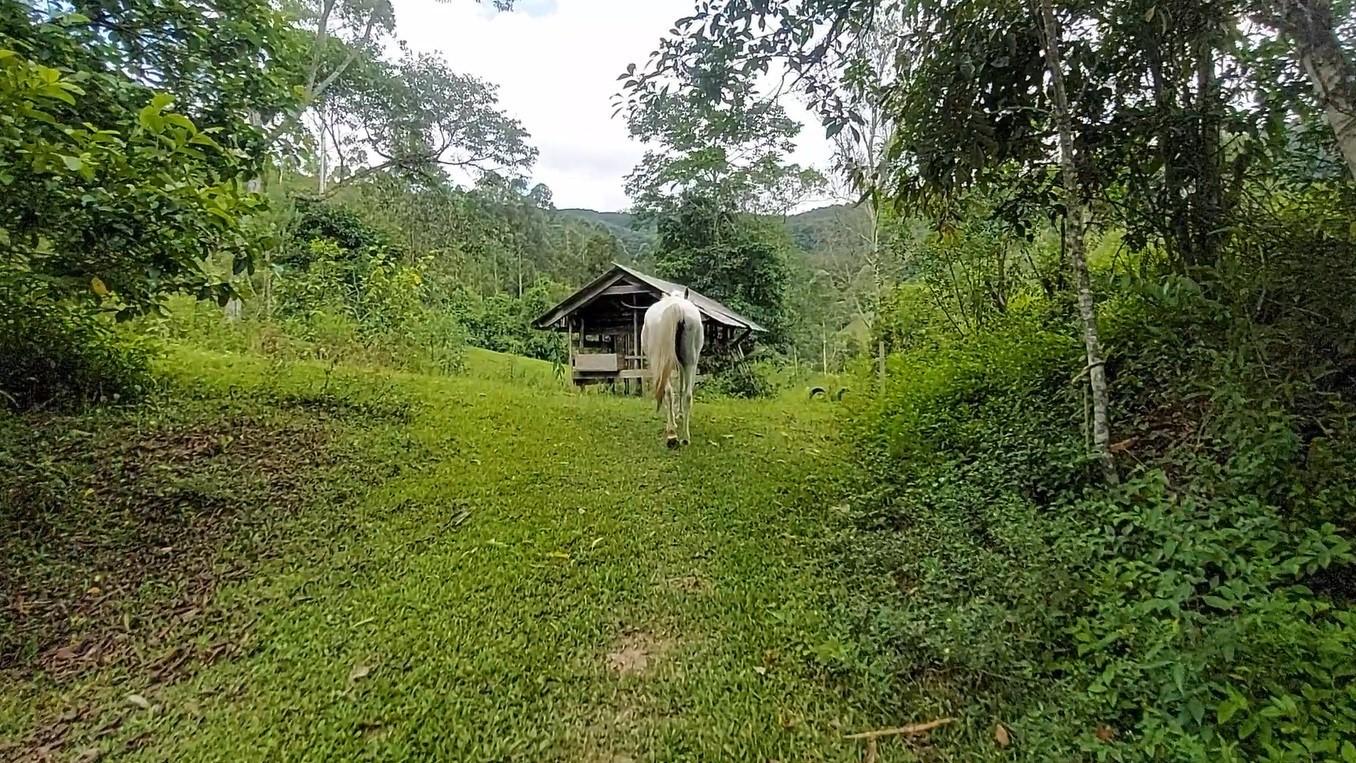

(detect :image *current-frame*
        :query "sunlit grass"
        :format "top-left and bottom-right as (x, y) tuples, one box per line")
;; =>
(2, 346), (909, 761)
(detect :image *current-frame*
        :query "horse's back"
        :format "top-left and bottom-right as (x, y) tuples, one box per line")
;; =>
(644, 294), (703, 366)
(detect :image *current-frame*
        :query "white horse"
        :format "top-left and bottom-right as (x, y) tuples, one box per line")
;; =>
(641, 288), (704, 447)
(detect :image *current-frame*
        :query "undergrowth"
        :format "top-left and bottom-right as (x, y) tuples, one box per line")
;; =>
(839, 248), (1356, 759)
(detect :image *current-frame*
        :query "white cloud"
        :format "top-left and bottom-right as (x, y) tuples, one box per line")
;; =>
(390, 0), (835, 212)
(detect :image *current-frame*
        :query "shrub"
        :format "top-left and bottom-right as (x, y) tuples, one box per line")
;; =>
(838, 277), (1356, 759)
(699, 358), (780, 399)
(0, 292), (155, 410)
(451, 281), (565, 364)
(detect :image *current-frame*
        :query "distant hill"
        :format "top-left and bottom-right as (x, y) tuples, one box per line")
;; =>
(557, 204), (869, 262)
(555, 209), (656, 257)
(782, 204), (871, 254)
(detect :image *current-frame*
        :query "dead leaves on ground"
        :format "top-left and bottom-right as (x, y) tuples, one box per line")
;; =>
(994, 722), (1011, 748)
(348, 662), (375, 684)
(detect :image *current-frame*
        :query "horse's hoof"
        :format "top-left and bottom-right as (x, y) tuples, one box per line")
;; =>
(666, 436), (679, 449)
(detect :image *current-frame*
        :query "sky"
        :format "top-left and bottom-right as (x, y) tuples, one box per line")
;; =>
(391, 0), (837, 212)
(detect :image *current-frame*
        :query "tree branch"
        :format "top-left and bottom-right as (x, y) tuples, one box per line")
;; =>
(312, 8), (379, 103)
(305, 0), (338, 97)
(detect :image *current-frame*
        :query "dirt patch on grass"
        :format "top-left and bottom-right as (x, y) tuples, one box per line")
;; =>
(665, 574), (712, 595)
(0, 400), (391, 758)
(605, 629), (673, 677)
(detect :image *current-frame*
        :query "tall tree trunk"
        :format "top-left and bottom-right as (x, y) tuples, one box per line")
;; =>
(227, 110), (267, 321)
(1264, 0), (1356, 178)
(317, 117), (329, 195)
(1195, 28), (1224, 266)
(1145, 23), (1194, 268)
(1038, 0), (1118, 484)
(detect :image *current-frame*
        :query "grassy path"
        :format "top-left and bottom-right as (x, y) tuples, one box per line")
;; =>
(4, 350), (899, 761)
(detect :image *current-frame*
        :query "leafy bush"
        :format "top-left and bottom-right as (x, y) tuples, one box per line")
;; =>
(0, 291), (155, 409)
(840, 273), (1356, 759)
(699, 357), (781, 399)
(0, 21), (276, 318)
(839, 306), (1092, 717)
(281, 199), (401, 270)
(451, 280), (565, 364)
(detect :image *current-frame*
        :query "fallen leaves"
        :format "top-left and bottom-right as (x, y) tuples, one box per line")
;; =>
(1095, 723), (1117, 742)
(125, 694), (151, 710)
(994, 722), (1011, 748)
(348, 663), (374, 683)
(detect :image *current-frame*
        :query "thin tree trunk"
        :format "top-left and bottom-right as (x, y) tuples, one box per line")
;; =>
(228, 110), (266, 321)
(1145, 23), (1193, 268)
(318, 126), (328, 194)
(821, 320), (829, 372)
(1195, 30), (1224, 265)
(1038, 0), (1118, 484)
(1263, 0), (1356, 178)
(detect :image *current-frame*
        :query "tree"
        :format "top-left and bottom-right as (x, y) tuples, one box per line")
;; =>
(314, 46), (536, 193)
(1, 3), (287, 316)
(618, 0), (1356, 479)
(1256, 0), (1356, 178)
(1037, 0), (1117, 483)
(652, 194), (792, 343)
(293, 0), (396, 124)
(621, 76), (824, 218)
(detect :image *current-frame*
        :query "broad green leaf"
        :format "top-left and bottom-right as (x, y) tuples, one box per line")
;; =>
(138, 104), (164, 133)
(1216, 694), (1244, 723)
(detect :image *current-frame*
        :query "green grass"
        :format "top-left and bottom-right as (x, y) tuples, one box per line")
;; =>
(461, 345), (566, 389)
(1, 346), (911, 761)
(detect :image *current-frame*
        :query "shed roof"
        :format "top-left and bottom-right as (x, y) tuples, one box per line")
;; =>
(533, 263), (767, 333)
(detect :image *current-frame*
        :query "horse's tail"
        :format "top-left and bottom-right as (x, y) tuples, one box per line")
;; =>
(646, 299), (684, 411)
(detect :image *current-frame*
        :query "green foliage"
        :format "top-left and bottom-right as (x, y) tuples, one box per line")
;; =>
(842, 217), (1356, 758)
(159, 200), (470, 375)
(286, 198), (397, 265)
(0, 291), (155, 410)
(0, 4), (291, 405)
(311, 43), (536, 192)
(1073, 468), (1356, 760)
(0, 37), (271, 317)
(272, 226), (466, 374)
(653, 194), (792, 344)
(453, 281), (565, 363)
(555, 208), (657, 257)
(622, 80), (824, 218)
(699, 358), (781, 400)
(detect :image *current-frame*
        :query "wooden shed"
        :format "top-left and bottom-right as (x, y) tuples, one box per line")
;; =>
(533, 263), (765, 388)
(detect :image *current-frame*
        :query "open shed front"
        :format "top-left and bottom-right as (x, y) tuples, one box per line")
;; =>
(533, 264), (764, 389)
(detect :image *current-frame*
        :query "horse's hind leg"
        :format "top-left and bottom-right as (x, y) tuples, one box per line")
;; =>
(679, 364), (697, 445)
(664, 383), (679, 447)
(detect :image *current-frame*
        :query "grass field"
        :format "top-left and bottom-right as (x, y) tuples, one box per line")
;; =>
(1, 347), (921, 761)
